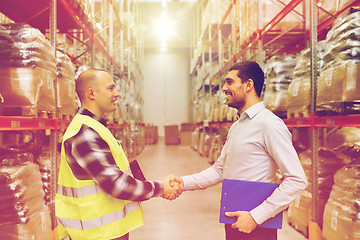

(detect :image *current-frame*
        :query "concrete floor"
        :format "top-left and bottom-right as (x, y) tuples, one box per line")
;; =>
(131, 141), (307, 240)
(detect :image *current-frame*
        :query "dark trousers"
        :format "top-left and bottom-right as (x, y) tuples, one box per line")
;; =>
(225, 224), (277, 240)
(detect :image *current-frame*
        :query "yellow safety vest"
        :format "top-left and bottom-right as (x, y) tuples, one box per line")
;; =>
(55, 113), (144, 240)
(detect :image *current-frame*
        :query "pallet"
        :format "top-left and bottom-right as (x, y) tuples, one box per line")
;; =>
(57, 109), (74, 120)
(0, 106), (56, 119)
(288, 221), (309, 238)
(316, 101), (360, 116)
(287, 107), (310, 119)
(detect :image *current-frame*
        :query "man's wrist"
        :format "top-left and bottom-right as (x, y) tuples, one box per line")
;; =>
(154, 180), (164, 197)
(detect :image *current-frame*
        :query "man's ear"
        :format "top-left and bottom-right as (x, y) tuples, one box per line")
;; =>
(245, 79), (254, 92)
(87, 88), (96, 100)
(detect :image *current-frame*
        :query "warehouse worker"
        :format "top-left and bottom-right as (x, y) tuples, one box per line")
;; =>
(164, 61), (308, 240)
(55, 69), (182, 240)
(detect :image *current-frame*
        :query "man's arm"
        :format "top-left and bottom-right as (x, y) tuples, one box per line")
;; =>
(250, 118), (308, 225)
(66, 126), (168, 201)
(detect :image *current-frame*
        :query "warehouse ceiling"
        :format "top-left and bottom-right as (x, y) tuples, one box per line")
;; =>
(138, 2), (195, 50)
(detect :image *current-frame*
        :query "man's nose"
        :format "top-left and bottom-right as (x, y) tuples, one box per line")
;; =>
(114, 89), (120, 98)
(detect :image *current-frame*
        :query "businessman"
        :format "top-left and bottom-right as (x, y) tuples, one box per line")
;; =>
(164, 61), (308, 240)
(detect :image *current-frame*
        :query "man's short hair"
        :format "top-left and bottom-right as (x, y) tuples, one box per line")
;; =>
(75, 69), (108, 101)
(229, 61), (265, 97)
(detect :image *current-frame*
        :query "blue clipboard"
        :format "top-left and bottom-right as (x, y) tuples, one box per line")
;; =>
(219, 179), (283, 229)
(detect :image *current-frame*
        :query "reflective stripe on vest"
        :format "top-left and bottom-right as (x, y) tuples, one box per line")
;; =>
(57, 169), (132, 198)
(58, 201), (140, 230)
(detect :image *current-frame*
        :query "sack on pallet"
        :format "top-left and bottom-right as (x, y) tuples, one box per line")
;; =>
(322, 164), (360, 240)
(326, 127), (360, 163)
(286, 42), (325, 118)
(0, 24), (56, 116)
(263, 55), (296, 116)
(317, 62), (360, 107)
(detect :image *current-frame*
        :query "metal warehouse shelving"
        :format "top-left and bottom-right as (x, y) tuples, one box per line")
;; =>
(190, 0), (360, 237)
(0, 0), (145, 233)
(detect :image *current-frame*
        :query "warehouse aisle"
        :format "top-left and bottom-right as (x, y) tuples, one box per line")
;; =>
(131, 140), (307, 240)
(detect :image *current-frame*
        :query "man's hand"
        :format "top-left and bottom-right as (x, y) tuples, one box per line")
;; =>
(225, 211), (257, 233)
(161, 175), (183, 200)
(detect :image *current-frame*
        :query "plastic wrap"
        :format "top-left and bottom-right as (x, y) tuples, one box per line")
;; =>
(191, 128), (200, 151)
(0, 24), (56, 72)
(326, 127), (360, 164)
(318, 9), (360, 113)
(323, 164), (360, 240)
(286, 42), (325, 118)
(0, 162), (53, 240)
(0, 23), (56, 116)
(287, 190), (312, 237)
(322, 7), (360, 69)
(300, 148), (345, 199)
(317, 62), (360, 109)
(263, 55), (297, 115)
(57, 51), (76, 117)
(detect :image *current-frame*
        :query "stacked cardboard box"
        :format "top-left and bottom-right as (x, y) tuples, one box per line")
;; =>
(165, 125), (179, 145)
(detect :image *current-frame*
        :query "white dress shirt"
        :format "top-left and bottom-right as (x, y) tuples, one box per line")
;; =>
(182, 102), (308, 225)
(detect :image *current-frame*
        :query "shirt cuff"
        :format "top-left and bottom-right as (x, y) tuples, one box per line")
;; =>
(152, 180), (164, 197)
(249, 204), (270, 225)
(181, 175), (194, 191)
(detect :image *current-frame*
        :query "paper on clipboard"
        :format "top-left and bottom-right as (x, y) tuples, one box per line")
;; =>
(219, 179), (283, 229)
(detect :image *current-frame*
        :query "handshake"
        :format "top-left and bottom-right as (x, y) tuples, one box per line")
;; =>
(161, 175), (184, 200)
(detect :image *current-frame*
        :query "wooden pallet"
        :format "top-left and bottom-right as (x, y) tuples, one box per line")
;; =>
(287, 107), (310, 119)
(316, 101), (360, 116)
(288, 221), (309, 238)
(57, 109), (74, 120)
(0, 106), (56, 119)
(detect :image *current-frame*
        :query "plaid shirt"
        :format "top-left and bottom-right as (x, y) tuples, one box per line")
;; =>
(63, 108), (163, 201)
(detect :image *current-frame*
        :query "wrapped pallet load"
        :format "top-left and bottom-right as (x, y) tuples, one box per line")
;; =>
(56, 51), (76, 119)
(0, 23), (56, 117)
(288, 149), (345, 237)
(322, 163), (360, 240)
(263, 55), (297, 118)
(0, 154), (53, 240)
(286, 42), (325, 118)
(326, 127), (360, 164)
(317, 7), (360, 115)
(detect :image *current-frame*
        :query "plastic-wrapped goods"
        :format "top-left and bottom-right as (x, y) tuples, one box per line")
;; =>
(316, 7), (360, 114)
(317, 62), (360, 112)
(0, 24), (56, 117)
(289, 148), (344, 236)
(323, 164), (360, 240)
(326, 127), (360, 164)
(263, 55), (297, 116)
(298, 148), (345, 229)
(208, 135), (225, 165)
(288, 190), (312, 237)
(0, 162), (53, 239)
(300, 149), (345, 199)
(287, 42), (325, 118)
(56, 51), (76, 118)
(191, 128), (200, 151)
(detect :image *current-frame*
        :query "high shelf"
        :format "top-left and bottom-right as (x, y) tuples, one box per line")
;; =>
(0, 0), (145, 234)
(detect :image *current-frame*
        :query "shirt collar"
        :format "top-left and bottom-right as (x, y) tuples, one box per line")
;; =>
(239, 101), (265, 120)
(77, 107), (107, 127)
